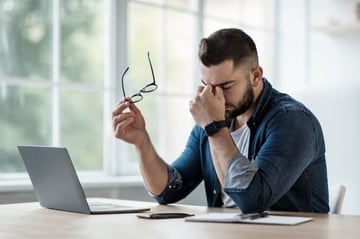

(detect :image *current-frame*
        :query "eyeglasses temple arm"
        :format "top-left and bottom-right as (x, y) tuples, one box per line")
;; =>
(147, 51), (156, 84)
(121, 67), (129, 99)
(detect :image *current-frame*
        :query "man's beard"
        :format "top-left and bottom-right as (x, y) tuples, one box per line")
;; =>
(225, 81), (254, 119)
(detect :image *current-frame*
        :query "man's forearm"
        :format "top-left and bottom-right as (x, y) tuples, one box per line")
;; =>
(135, 135), (169, 195)
(208, 127), (238, 186)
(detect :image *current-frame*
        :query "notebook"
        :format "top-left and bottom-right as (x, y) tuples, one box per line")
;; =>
(185, 212), (313, 226)
(17, 145), (150, 214)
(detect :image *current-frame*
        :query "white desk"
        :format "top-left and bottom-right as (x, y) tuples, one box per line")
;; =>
(0, 198), (359, 239)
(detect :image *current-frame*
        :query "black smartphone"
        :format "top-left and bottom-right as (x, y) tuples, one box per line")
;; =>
(137, 212), (194, 219)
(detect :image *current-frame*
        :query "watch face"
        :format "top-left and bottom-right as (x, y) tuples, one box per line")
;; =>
(205, 120), (227, 136)
(205, 123), (217, 136)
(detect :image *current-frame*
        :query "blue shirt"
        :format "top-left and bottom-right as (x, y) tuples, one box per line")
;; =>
(153, 78), (329, 213)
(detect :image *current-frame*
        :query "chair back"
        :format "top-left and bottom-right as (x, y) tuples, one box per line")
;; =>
(329, 184), (346, 214)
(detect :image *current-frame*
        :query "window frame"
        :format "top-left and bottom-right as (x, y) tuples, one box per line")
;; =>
(0, 0), (277, 185)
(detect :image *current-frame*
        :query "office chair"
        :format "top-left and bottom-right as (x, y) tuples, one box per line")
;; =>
(329, 184), (346, 214)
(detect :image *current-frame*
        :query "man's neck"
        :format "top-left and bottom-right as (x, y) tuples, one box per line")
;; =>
(233, 108), (254, 130)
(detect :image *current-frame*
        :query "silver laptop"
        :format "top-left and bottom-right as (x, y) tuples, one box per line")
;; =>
(17, 145), (150, 214)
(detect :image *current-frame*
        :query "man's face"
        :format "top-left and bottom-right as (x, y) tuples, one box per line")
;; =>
(226, 78), (254, 119)
(200, 59), (255, 119)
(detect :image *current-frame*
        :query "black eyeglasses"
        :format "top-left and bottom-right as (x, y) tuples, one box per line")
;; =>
(121, 52), (158, 103)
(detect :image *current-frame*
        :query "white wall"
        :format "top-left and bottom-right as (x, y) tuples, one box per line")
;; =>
(278, 0), (360, 215)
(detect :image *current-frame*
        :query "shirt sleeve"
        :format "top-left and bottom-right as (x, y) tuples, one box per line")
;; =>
(224, 151), (259, 190)
(148, 164), (183, 198)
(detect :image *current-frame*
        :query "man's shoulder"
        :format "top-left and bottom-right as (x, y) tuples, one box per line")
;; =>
(257, 79), (307, 117)
(257, 88), (321, 128)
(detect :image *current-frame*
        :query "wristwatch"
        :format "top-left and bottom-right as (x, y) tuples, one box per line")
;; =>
(204, 120), (227, 136)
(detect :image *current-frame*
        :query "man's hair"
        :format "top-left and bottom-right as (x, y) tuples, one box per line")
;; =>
(198, 28), (258, 68)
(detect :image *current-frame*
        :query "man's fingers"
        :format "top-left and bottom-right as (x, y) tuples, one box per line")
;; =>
(112, 100), (131, 117)
(113, 114), (135, 138)
(215, 86), (224, 98)
(112, 112), (134, 129)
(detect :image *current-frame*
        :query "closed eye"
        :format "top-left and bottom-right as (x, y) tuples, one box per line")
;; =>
(218, 81), (236, 90)
(201, 79), (235, 90)
(220, 84), (232, 90)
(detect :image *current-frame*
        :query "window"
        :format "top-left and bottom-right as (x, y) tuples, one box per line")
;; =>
(0, 0), (275, 178)
(0, 0), (105, 173)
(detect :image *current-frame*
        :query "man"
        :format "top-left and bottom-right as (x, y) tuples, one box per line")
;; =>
(112, 28), (329, 213)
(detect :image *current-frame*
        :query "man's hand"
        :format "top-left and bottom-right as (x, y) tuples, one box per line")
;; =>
(112, 98), (147, 147)
(189, 85), (226, 128)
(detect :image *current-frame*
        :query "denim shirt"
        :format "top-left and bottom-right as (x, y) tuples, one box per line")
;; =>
(153, 78), (329, 213)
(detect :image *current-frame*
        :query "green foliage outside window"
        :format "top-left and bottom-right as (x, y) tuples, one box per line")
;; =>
(0, 0), (104, 172)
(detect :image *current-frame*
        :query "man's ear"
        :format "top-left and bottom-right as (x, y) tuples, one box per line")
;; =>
(252, 66), (263, 86)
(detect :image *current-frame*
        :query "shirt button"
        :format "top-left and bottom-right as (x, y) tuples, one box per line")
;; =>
(213, 190), (217, 194)
(168, 183), (180, 190)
